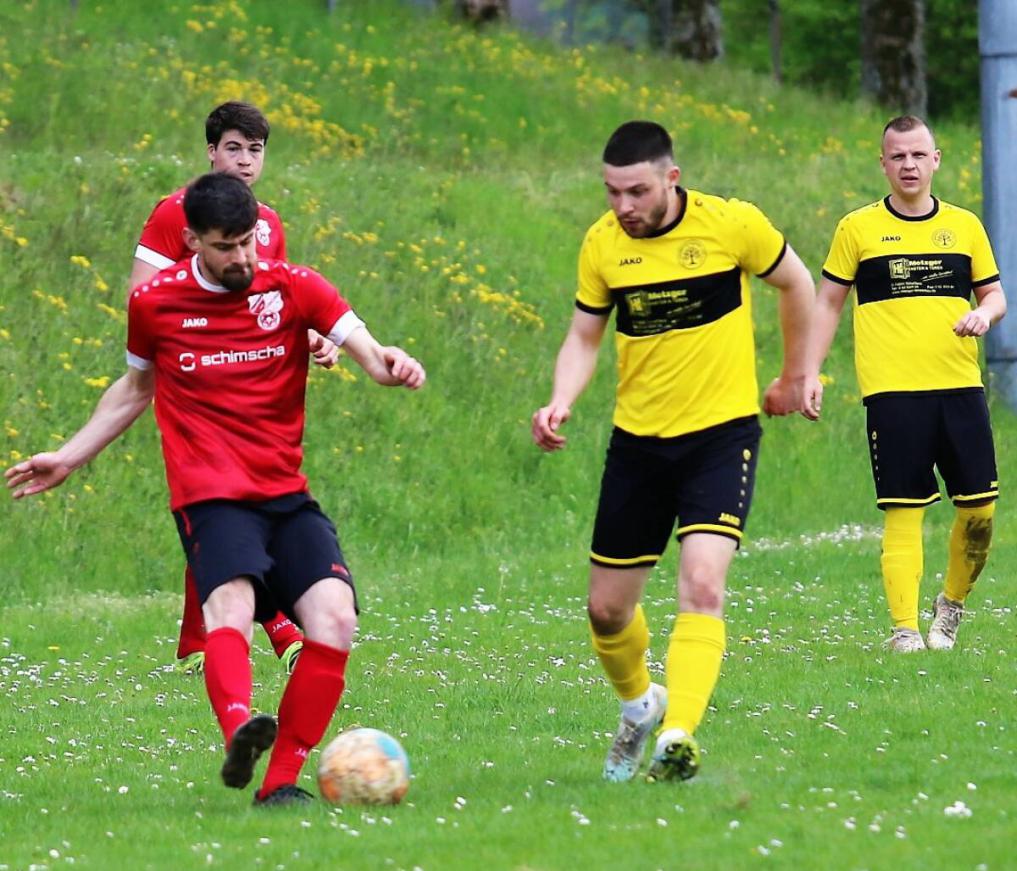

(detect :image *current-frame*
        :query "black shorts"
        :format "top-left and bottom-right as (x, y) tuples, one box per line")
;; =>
(173, 493), (357, 623)
(590, 416), (762, 568)
(864, 389), (999, 509)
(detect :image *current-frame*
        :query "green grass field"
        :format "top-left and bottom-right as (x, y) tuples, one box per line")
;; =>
(1, 1), (1014, 868)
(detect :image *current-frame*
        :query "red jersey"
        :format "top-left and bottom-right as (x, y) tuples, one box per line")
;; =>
(134, 185), (286, 270)
(126, 256), (363, 510)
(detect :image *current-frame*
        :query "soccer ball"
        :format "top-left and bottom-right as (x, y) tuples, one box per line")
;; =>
(317, 728), (410, 805)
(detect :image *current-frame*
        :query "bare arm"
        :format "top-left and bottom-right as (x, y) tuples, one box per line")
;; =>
(800, 276), (852, 421)
(6, 365), (155, 498)
(127, 259), (160, 304)
(809, 277), (852, 373)
(339, 326), (425, 389)
(760, 245), (819, 419)
(955, 280), (1007, 337)
(531, 308), (609, 452)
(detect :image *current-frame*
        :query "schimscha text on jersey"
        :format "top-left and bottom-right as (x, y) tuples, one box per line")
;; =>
(178, 345), (286, 370)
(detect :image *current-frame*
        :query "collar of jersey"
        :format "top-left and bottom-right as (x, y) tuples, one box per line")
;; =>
(883, 194), (940, 222)
(642, 186), (689, 239)
(191, 254), (232, 294)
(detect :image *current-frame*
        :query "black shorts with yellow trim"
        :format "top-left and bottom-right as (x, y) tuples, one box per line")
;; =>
(864, 388), (998, 510)
(589, 416), (762, 568)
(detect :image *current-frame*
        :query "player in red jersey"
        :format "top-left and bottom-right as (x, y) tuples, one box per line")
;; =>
(130, 102), (335, 675)
(7, 173), (425, 806)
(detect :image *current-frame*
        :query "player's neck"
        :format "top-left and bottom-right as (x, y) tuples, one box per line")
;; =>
(888, 190), (935, 218)
(662, 186), (684, 227)
(192, 254), (226, 292)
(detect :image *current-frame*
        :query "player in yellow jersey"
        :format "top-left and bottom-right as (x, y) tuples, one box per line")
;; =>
(808, 115), (1006, 653)
(531, 121), (818, 783)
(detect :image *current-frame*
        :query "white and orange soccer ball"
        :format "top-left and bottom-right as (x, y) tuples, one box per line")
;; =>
(317, 728), (410, 805)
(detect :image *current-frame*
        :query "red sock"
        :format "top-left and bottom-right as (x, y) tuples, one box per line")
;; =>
(260, 611), (305, 658)
(204, 627), (253, 746)
(176, 566), (206, 659)
(257, 639), (348, 798)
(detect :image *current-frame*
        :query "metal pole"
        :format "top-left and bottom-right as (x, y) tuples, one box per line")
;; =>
(980, 0), (1017, 406)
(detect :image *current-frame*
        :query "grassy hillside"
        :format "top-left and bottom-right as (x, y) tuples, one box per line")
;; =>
(2, 0), (1008, 598)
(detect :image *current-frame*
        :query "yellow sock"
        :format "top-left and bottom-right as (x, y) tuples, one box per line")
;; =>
(881, 507), (924, 630)
(590, 604), (651, 701)
(662, 612), (725, 735)
(944, 502), (995, 603)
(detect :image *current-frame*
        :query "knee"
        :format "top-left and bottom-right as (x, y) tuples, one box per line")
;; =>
(203, 582), (255, 632)
(587, 598), (632, 635)
(679, 566), (724, 614)
(304, 599), (358, 649)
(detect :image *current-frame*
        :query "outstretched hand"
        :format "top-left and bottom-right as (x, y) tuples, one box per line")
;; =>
(5, 452), (73, 499)
(531, 403), (571, 451)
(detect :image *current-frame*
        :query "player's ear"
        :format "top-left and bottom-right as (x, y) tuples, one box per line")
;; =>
(183, 227), (202, 253)
(206, 142), (216, 165)
(667, 164), (681, 187)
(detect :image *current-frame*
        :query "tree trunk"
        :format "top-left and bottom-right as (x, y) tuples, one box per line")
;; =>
(669, 0), (723, 61)
(860, 0), (927, 115)
(642, 0), (721, 60)
(769, 0), (782, 84)
(454, 0), (509, 23)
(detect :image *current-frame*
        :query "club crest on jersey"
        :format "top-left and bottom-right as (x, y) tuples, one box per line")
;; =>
(932, 228), (956, 249)
(248, 290), (283, 331)
(678, 239), (706, 269)
(255, 218), (272, 248)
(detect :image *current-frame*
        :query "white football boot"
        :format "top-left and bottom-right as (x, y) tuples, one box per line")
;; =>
(927, 593), (964, 651)
(885, 626), (927, 653)
(602, 683), (667, 782)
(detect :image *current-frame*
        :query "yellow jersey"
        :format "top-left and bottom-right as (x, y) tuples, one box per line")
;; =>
(576, 187), (786, 437)
(822, 197), (999, 398)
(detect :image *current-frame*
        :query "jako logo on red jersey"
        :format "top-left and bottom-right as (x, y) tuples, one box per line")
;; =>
(182, 317), (208, 328)
(248, 290), (283, 331)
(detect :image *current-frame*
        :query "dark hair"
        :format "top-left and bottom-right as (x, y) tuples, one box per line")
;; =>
(883, 114), (934, 140)
(602, 121), (674, 166)
(183, 172), (259, 237)
(205, 101), (270, 146)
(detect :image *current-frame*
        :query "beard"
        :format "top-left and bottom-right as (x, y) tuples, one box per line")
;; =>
(619, 194), (669, 238)
(219, 265), (254, 291)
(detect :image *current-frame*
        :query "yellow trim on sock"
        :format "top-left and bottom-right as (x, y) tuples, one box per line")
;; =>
(944, 502), (994, 604)
(590, 604), (651, 701)
(662, 612), (725, 735)
(881, 507), (924, 631)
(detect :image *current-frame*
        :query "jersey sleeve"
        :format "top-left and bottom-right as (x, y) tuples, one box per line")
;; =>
(126, 289), (156, 370)
(290, 267), (363, 344)
(575, 228), (612, 314)
(969, 213), (1001, 287)
(728, 199), (787, 278)
(821, 216), (859, 286)
(135, 194), (187, 270)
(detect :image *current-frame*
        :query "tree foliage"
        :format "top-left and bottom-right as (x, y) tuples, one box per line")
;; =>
(536, 0), (977, 121)
(723, 0), (977, 120)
